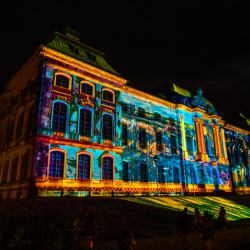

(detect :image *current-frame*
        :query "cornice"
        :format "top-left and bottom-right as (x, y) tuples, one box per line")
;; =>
(222, 123), (250, 135)
(122, 86), (176, 109)
(40, 46), (127, 86)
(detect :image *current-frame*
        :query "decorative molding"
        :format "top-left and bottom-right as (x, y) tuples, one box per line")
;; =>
(78, 95), (94, 108)
(53, 95), (70, 104)
(41, 47), (127, 85)
(102, 107), (115, 115)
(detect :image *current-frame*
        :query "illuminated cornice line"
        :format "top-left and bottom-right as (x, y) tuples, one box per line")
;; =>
(37, 135), (123, 153)
(40, 46), (127, 86)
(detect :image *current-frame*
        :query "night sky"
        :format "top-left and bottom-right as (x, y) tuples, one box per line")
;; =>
(1, 1), (250, 129)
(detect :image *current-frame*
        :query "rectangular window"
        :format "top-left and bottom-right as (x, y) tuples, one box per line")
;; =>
(122, 102), (128, 112)
(170, 135), (177, 154)
(56, 75), (69, 88)
(154, 113), (161, 122)
(139, 127), (147, 149)
(103, 90), (113, 102)
(122, 124), (128, 146)
(52, 103), (67, 132)
(102, 157), (113, 180)
(79, 109), (91, 136)
(103, 115), (113, 140)
(138, 107), (145, 117)
(81, 83), (93, 96)
(156, 131), (163, 152)
(140, 164), (148, 182)
(78, 154), (90, 179)
(49, 151), (64, 178)
(158, 165), (165, 183)
(123, 162), (128, 181)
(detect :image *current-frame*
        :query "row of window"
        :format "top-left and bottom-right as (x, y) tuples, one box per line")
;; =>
(52, 102), (113, 140)
(0, 151), (30, 184)
(122, 124), (178, 153)
(55, 75), (115, 103)
(0, 104), (35, 148)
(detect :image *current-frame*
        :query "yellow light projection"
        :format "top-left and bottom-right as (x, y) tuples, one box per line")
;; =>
(121, 197), (250, 221)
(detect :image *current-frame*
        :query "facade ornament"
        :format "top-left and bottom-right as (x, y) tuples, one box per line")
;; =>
(53, 95), (70, 104)
(78, 95), (94, 108)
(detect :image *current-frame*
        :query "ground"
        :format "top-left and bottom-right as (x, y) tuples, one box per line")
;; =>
(0, 195), (249, 249)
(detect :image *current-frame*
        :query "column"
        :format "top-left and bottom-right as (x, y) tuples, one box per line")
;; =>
(193, 117), (208, 161)
(211, 124), (225, 164)
(221, 128), (229, 165)
(180, 115), (189, 159)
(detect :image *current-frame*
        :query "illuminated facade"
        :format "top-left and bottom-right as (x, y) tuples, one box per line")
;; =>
(0, 28), (249, 199)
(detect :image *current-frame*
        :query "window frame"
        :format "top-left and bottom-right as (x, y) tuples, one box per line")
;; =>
(102, 88), (115, 103)
(190, 167), (196, 184)
(154, 113), (162, 122)
(78, 107), (93, 137)
(76, 151), (92, 180)
(156, 131), (163, 152)
(139, 163), (148, 182)
(158, 165), (165, 183)
(102, 113), (114, 140)
(138, 107), (146, 117)
(139, 127), (147, 149)
(80, 81), (95, 97)
(47, 148), (67, 179)
(123, 161), (129, 182)
(101, 154), (115, 181)
(173, 167), (179, 184)
(185, 130), (193, 154)
(122, 123), (128, 146)
(53, 72), (72, 91)
(121, 102), (128, 112)
(170, 134), (177, 154)
(51, 101), (69, 132)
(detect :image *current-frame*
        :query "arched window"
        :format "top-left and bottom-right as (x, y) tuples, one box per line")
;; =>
(102, 157), (113, 180)
(81, 83), (93, 96)
(21, 151), (29, 180)
(10, 156), (18, 182)
(103, 90), (114, 102)
(27, 104), (34, 132)
(78, 154), (90, 179)
(198, 169), (205, 184)
(79, 109), (91, 136)
(158, 165), (165, 183)
(52, 102), (67, 132)
(123, 162), (128, 182)
(56, 75), (69, 89)
(190, 167), (196, 184)
(102, 114), (113, 140)
(140, 163), (148, 182)
(49, 151), (65, 178)
(173, 167), (179, 183)
(16, 112), (24, 139)
(2, 160), (9, 183)
(186, 130), (192, 153)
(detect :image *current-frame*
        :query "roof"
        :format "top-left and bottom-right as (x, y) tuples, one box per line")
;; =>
(42, 28), (121, 77)
(173, 83), (191, 97)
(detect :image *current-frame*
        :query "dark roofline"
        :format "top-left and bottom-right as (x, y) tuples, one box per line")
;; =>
(55, 32), (105, 56)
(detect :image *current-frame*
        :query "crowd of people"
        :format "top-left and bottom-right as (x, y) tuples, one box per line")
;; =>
(176, 206), (227, 249)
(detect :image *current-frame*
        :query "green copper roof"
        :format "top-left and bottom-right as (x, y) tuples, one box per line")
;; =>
(173, 83), (191, 97)
(43, 29), (121, 77)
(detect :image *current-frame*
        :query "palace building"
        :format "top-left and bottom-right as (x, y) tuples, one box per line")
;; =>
(0, 28), (249, 199)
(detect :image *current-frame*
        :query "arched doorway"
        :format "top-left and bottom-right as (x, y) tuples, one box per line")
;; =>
(212, 169), (219, 190)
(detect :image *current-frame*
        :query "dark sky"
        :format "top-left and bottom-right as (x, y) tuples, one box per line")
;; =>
(1, 0), (250, 128)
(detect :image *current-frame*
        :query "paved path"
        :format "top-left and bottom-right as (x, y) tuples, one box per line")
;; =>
(94, 226), (250, 250)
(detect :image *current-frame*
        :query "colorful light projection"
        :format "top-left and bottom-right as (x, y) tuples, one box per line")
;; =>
(121, 197), (250, 221)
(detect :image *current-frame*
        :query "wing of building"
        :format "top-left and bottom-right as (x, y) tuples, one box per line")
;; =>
(0, 28), (249, 199)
